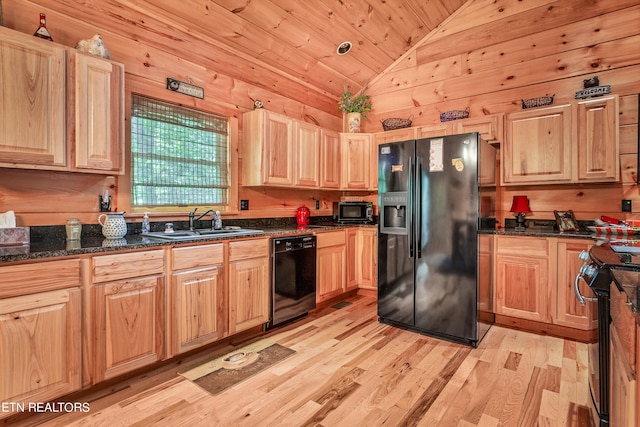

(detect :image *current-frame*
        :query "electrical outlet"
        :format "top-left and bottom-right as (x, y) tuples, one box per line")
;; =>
(315, 200), (320, 209)
(240, 200), (249, 210)
(622, 199), (632, 212)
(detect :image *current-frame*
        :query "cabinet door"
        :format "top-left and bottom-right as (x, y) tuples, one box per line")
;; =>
(359, 229), (378, 289)
(93, 276), (164, 382)
(229, 257), (270, 334)
(610, 326), (637, 427)
(0, 288), (81, 412)
(555, 239), (597, 330)
(416, 123), (451, 138)
(576, 95), (619, 182)
(294, 121), (320, 187)
(172, 266), (225, 354)
(0, 27), (66, 170)
(346, 229), (358, 289)
(316, 245), (346, 302)
(320, 130), (341, 189)
(503, 104), (573, 185)
(340, 133), (371, 190)
(495, 237), (550, 322)
(453, 114), (504, 144)
(72, 51), (124, 173)
(263, 111), (294, 185)
(372, 127), (417, 191)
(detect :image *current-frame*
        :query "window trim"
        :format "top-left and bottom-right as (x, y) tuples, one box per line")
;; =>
(120, 78), (239, 217)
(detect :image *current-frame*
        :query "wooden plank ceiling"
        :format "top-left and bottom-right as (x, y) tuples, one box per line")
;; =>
(12, 0), (465, 114)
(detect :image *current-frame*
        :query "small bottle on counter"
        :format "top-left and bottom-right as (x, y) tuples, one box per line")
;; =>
(141, 212), (150, 234)
(213, 211), (222, 230)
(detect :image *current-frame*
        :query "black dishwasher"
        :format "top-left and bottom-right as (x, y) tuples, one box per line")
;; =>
(267, 235), (317, 329)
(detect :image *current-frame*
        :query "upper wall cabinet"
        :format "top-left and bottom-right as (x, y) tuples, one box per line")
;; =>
(340, 133), (371, 190)
(294, 121), (320, 187)
(320, 129), (341, 189)
(70, 51), (125, 174)
(576, 95), (619, 182)
(0, 27), (125, 174)
(0, 26), (67, 170)
(242, 109), (295, 187)
(503, 104), (573, 185)
(502, 96), (619, 186)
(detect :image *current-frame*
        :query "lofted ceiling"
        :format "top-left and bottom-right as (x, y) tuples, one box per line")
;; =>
(9, 0), (466, 116)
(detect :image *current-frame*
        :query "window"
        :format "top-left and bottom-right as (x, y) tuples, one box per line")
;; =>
(130, 94), (229, 210)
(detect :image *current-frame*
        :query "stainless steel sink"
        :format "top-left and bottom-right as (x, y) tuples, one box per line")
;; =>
(144, 228), (264, 241)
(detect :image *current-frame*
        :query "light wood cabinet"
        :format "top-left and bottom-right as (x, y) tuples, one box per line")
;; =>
(228, 238), (270, 334)
(171, 244), (226, 355)
(91, 250), (165, 383)
(495, 236), (551, 323)
(294, 121), (320, 187)
(453, 114), (504, 145)
(609, 281), (637, 426)
(554, 239), (597, 330)
(0, 26), (66, 170)
(503, 97), (619, 185)
(0, 260), (81, 417)
(416, 123), (452, 138)
(372, 127), (417, 191)
(576, 95), (619, 182)
(346, 228), (378, 291)
(243, 109), (295, 186)
(320, 129), (341, 189)
(340, 133), (371, 190)
(503, 104), (573, 185)
(70, 51), (125, 174)
(316, 230), (347, 302)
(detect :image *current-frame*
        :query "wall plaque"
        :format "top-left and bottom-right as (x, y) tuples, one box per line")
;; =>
(166, 78), (204, 99)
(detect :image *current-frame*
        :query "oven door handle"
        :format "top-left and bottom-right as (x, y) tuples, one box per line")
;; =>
(574, 274), (598, 306)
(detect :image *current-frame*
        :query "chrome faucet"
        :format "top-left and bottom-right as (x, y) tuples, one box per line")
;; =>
(188, 208), (198, 230)
(195, 209), (215, 230)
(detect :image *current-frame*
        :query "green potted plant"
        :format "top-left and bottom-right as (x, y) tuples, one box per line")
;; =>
(339, 89), (372, 133)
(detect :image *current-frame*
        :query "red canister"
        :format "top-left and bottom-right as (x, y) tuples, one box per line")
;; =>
(296, 205), (310, 225)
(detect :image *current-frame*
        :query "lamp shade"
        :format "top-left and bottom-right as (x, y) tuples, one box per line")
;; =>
(510, 195), (531, 213)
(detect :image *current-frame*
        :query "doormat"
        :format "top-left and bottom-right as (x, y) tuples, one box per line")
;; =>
(179, 340), (295, 395)
(331, 301), (352, 309)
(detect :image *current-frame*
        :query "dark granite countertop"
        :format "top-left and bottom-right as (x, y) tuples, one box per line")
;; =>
(0, 219), (376, 263)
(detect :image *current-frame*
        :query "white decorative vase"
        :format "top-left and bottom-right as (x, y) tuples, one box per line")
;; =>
(347, 112), (362, 133)
(98, 212), (127, 239)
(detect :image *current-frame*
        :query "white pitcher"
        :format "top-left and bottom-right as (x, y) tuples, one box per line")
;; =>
(98, 212), (127, 239)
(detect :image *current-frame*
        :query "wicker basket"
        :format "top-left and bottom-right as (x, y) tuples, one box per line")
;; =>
(521, 94), (555, 109)
(440, 108), (469, 122)
(381, 115), (413, 131)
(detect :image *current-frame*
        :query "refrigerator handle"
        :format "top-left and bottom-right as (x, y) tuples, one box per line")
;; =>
(408, 156), (414, 258)
(416, 156), (423, 258)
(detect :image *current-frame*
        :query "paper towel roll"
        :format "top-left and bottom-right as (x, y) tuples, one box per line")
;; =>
(0, 211), (17, 228)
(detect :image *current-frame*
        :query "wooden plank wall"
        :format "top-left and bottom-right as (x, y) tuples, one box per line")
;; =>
(365, 0), (640, 226)
(0, 0), (639, 227)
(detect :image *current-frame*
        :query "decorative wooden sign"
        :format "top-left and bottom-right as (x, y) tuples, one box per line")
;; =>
(166, 78), (204, 99)
(575, 76), (611, 99)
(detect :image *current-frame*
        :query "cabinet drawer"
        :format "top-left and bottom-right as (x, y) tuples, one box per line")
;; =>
(93, 250), (164, 283)
(172, 243), (224, 270)
(229, 238), (269, 262)
(0, 259), (80, 298)
(316, 230), (346, 248)
(610, 282), (637, 375)
(495, 236), (548, 257)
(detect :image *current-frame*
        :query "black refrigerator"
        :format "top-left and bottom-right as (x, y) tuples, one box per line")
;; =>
(377, 132), (496, 347)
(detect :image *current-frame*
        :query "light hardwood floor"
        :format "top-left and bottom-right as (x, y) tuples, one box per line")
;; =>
(9, 295), (593, 426)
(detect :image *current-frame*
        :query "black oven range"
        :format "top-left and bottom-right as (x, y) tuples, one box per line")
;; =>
(576, 244), (640, 426)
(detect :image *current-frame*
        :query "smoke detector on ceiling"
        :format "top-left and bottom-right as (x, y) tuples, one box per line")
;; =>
(336, 41), (352, 55)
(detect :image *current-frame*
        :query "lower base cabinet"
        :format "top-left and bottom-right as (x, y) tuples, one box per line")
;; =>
(228, 239), (270, 334)
(494, 235), (595, 331)
(0, 288), (82, 410)
(316, 230), (347, 302)
(347, 228), (377, 291)
(91, 250), (165, 383)
(0, 259), (82, 418)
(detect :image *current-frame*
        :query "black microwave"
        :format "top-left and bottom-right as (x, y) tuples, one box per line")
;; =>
(334, 202), (374, 223)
